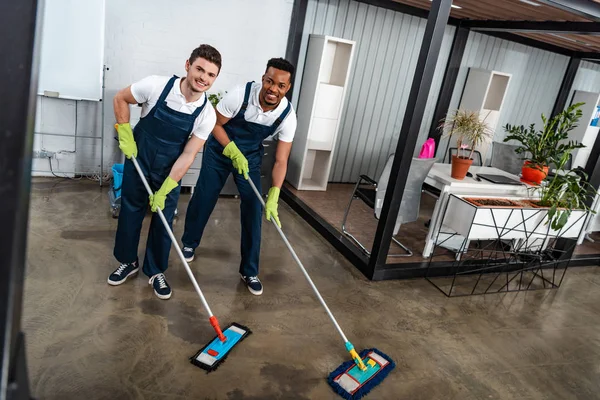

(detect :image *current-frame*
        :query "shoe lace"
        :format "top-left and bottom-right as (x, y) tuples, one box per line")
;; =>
(247, 276), (260, 284)
(114, 264), (128, 276)
(183, 247), (193, 252)
(150, 273), (168, 289)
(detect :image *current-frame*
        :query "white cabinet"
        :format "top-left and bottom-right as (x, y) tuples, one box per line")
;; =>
(287, 35), (355, 191)
(458, 68), (512, 162)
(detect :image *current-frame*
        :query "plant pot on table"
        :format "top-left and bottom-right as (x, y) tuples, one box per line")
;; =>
(521, 161), (548, 185)
(451, 155), (474, 180)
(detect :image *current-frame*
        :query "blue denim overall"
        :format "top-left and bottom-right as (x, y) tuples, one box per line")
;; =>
(182, 82), (291, 277)
(114, 76), (207, 277)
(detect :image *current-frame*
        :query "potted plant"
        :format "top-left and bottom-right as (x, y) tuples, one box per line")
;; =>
(526, 150), (597, 231)
(207, 91), (225, 107)
(503, 102), (585, 184)
(440, 109), (494, 180)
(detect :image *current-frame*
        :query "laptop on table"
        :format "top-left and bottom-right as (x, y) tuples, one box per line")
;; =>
(476, 173), (524, 186)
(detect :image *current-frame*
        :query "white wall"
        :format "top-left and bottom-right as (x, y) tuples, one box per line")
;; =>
(33, 0), (294, 177)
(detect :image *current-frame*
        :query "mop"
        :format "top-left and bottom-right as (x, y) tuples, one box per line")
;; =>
(128, 153), (250, 372)
(247, 178), (395, 400)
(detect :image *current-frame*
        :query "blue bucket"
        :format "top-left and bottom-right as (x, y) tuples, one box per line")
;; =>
(112, 163), (124, 198)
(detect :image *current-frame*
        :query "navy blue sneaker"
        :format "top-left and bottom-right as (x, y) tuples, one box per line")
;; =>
(241, 274), (263, 296)
(149, 273), (172, 300)
(108, 261), (139, 285)
(182, 246), (195, 262)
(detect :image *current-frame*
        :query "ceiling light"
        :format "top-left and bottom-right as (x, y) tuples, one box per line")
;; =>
(519, 0), (541, 6)
(429, 0), (462, 9)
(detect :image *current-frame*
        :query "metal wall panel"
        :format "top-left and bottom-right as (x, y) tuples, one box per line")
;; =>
(438, 31), (570, 159)
(292, 0), (455, 183)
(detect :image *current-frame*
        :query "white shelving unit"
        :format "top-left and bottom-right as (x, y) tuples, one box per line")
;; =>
(287, 35), (355, 191)
(568, 90), (600, 169)
(456, 68), (512, 162)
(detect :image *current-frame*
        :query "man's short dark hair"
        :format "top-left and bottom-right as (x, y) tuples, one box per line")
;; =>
(266, 58), (295, 82)
(189, 44), (222, 73)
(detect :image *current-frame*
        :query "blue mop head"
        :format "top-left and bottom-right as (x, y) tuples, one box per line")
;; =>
(327, 348), (395, 400)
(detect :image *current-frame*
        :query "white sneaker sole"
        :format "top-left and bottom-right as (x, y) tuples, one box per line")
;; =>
(153, 289), (172, 300)
(107, 268), (138, 286)
(240, 275), (263, 296)
(184, 254), (194, 262)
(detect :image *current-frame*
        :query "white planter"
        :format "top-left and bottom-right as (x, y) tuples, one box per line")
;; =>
(443, 195), (587, 241)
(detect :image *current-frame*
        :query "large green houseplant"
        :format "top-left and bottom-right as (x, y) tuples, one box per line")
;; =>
(503, 102), (585, 184)
(439, 109), (494, 180)
(505, 102), (596, 230)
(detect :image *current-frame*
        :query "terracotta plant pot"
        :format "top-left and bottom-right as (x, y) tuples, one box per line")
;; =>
(451, 155), (473, 180)
(521, 161), (548, 185)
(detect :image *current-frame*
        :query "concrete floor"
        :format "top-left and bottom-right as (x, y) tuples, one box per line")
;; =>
(23, 178), (600, 400)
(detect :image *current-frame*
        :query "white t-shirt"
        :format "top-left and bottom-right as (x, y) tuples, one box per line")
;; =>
(216, 82), (297, 142)
(130, 75), (216, 140)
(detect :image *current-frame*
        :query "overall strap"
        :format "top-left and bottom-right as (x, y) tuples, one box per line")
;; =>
(239, 81), (253, 114)
(158, 75), (178, 104)
(272, 101), (292, 129)
(191, 93), (208, 118)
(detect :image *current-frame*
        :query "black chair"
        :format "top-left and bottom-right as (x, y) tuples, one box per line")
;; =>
(447, 148), (483, 166)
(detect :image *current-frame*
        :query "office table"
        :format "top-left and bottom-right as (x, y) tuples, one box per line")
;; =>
(423, 164), (531, 258)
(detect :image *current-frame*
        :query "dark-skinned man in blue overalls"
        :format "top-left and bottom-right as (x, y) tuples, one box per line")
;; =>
(181, 58), (297, 296)
(108, 45), (221, 300)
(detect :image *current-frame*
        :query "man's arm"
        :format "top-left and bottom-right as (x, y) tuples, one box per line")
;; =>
(168, 136), (205, 182)
(271, 140), (293, 188)
(212, 110), (232, 147)
(113, 86), (138, 123)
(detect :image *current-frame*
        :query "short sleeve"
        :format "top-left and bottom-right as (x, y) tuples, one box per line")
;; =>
(216, 85), (245, 118)
(192, 103), (217, 140)
(130, 75), (164, 104)
(275, 110), (297, 142)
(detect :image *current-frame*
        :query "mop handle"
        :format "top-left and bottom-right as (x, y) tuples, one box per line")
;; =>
(246, 178), (350, 344)
(130, 156), (216, 320)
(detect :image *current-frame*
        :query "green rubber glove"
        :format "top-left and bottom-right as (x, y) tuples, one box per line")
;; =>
(223, 141), (249, 179)
(149, 176), (179, 212)
(115, 123), (138, 159)
(265, 187), (281, 228)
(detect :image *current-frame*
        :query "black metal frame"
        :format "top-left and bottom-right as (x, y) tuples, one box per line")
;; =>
(280, 0), (600, 280)
(552, 56), (582, 119)
(425, 195), (586, 296)
(285, 0), (309, 101)
(1, 0), (40, 398)
(428, 25), (469, 149)
(367, 0), (454, 275)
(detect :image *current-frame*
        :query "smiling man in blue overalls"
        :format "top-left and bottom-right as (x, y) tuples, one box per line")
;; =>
(107, 45), (221, 300)
(181, 58), (297, 296)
